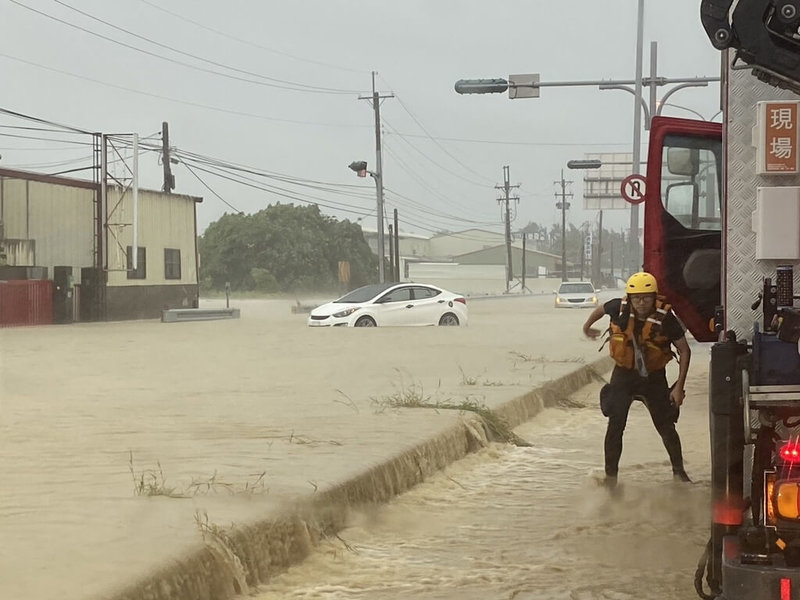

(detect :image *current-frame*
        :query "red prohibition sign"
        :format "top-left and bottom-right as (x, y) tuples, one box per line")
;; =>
(620, 174), (647, 205)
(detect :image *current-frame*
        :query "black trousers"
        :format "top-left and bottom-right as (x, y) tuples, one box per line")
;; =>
(603, 366), (684, 477)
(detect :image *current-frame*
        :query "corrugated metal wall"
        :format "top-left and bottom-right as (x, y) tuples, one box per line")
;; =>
(0, 177), (94, 282)
(0, 280), (53, 326)
(105, 187), (198, 286)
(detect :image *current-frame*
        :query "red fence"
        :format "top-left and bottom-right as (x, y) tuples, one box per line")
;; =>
(0, 280), (53, 327)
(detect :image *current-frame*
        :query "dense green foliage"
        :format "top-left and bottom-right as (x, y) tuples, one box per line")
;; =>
(198, 204), (378, 292)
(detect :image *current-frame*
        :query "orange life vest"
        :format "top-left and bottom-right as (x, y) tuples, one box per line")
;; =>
(608, 295), (675, 372)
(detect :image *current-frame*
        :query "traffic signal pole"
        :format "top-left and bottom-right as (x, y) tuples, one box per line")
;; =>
(454, 28), (719, 278)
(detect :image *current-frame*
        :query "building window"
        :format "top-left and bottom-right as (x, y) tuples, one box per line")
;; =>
(126, 246), (146, 279)
(164, 248), (181, 280)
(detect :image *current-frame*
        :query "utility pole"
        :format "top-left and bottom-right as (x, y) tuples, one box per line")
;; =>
(393, 208), (400, 282)
(593, 209), (604, 286)
(555, 170), (573, 282)
(359, 72), (394, 283)
(388, 224), (395, 282)
(161, 121), (174, 193)
(610, 234), (615, 280)
(495, 166), (519, 293)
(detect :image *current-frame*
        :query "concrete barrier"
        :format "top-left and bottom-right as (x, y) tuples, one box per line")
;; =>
(161, 308), (241, 322)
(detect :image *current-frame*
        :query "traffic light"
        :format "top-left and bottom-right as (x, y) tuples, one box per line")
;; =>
(348, 161), (368, 177)
(567, 159), (602, 170)
(454, 78), (509, 94)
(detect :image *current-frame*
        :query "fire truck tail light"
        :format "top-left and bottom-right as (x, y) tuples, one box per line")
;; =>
(781, 577), (791, 600)
(775, 481), (800, 520)
(779, 441), (800, 463)
(767, 474), (777, 525)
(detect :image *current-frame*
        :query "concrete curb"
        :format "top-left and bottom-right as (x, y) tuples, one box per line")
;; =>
(107, 356), (614, 600)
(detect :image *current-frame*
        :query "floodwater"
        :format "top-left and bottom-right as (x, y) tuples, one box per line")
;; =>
(253, 355), (712, 600)
(0, 292), (709, 600)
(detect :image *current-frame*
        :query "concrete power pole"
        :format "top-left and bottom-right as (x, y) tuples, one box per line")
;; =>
(555, 170), (573, 282)
(495, 166), (519, 293)
(359, 72), (394, 283)
(161, 121), (175, 193)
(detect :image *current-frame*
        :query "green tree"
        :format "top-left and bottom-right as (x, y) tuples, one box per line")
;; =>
(198, 204), (377, 293)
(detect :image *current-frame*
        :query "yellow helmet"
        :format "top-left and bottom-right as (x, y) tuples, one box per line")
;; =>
(626, 272), (658, 294)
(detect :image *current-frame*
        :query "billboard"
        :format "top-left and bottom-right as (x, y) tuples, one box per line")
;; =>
(581, 152), (634, 210)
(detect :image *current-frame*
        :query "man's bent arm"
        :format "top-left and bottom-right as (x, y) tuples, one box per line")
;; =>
(671, 335), (691, 406)
(582, 305), (607, 339)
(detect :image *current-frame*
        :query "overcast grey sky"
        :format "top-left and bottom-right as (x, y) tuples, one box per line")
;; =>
(0, 1), (721, 237)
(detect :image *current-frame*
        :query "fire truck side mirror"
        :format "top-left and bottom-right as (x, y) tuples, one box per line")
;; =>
(667, 147), (699, 177)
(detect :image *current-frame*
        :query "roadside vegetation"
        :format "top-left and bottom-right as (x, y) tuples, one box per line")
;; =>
(198, 204), (377, 294)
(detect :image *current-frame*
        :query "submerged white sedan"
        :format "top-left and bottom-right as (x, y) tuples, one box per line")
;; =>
(308, 283), (468, 327)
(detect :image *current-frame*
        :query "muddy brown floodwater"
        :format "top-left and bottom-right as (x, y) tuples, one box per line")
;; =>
(0, 293), (710, 600)
(253, 350), (713, 600)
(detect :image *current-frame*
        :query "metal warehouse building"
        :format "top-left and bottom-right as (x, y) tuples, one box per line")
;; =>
(0, 167), (201, 325)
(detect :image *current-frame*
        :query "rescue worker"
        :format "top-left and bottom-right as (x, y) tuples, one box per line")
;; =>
(582, 272), (691, 487)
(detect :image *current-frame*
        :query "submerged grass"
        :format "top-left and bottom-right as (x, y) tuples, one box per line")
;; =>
(128, 451), (184, 498)
(129, 452), (269, 498)
(371, 381), (529, 446)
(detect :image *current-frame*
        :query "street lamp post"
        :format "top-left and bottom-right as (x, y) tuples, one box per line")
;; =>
(348, 160), (385, 283)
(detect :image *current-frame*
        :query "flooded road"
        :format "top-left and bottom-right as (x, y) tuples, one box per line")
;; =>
(254, 360), (713, 600)
(1, 293), (711, 599)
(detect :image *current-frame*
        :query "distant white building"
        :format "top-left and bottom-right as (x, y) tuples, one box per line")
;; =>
(360, 226), (567, 295)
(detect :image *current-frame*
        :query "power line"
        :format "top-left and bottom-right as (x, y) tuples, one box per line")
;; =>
(9, 0), (363, 95)
(382, 144), (496, 225)
(134, 0), (368, 76)
(0, 106), (92, 135)
(0, 53), (367, 129)
(172, 149), (377, 199)
(382, 119), (490, 189)
(175, 155), (374, 217)
(393, 94), (495, 185)
(394, 132), (633, 147)
(0, 132), (92, 146)
(181, 161), (243, 214)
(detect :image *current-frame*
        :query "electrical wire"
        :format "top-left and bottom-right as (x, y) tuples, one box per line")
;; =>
(175, 145), (498, 231)
(10, 0), (363, 95)
(0, 131), (94, 146)
(393, 94), (495, 185)
(394, 132), (633, 147)
(377, 74), (495, 184)
(181, 161), (243, 214)
(382, 144), (497, 225)
(382, 119), (492, 189)
(174, 155), (374, 218)
(0, 123), (86, 135)
(0, 106), (92, 135)
(171, 148), (377, 199)
(0, 52), (367, 130)
(0, 107), (506, 235)
(133, 0), (368, 76)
